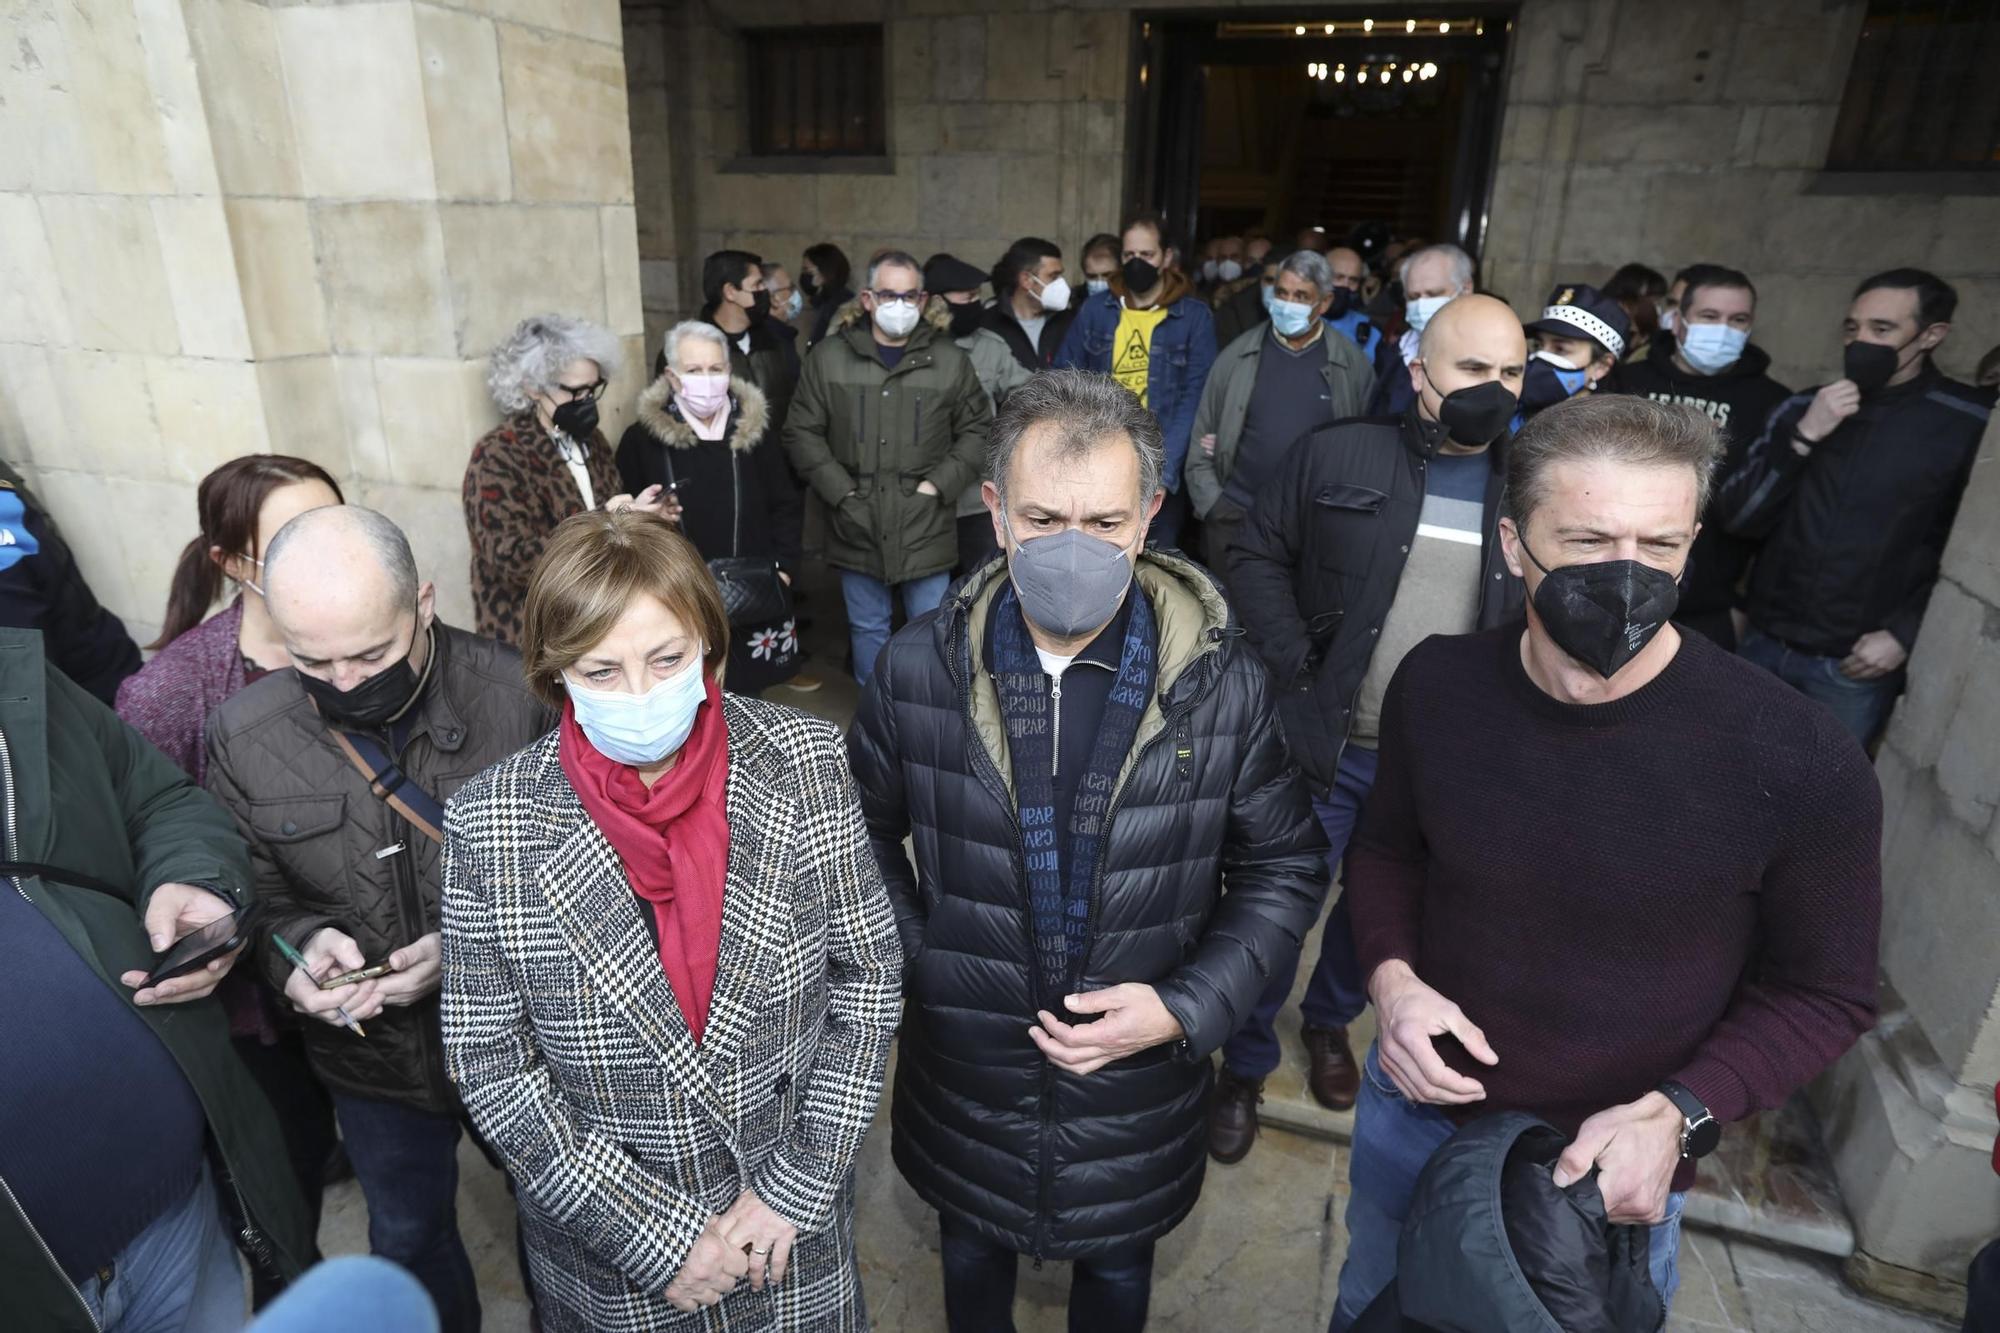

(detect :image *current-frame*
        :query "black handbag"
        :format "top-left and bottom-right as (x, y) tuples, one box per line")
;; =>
(659, 439), (793, 630)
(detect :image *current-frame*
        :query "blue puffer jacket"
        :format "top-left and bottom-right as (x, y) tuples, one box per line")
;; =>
(1054, 275), (1218, 494)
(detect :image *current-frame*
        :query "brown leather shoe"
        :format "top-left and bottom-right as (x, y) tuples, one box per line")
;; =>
(1207, 1064), (1263, 1165)
(1303, 1025), (1360, 1111)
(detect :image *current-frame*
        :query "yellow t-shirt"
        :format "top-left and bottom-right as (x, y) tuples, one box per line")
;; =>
(1111, 304), (1170, 407)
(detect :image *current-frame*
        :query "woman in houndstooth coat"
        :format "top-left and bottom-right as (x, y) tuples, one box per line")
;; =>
(439, 509), (902, 1332)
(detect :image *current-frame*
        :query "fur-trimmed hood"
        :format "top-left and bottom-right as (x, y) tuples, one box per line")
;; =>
(634, 373), (769, 453)
(829, 295), (956, 336)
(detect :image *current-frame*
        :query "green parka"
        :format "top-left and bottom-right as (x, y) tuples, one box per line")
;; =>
(782, 300), (992, 585)
(0, 631), (313, 1331)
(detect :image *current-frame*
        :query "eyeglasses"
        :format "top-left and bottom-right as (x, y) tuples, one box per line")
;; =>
(557, 379), (607, 402)
(869, 290), (923, 304)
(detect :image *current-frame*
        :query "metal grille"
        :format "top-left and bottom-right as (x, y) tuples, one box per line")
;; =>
(1827, 0), (2000, 171)
(745, 25), (886, 157)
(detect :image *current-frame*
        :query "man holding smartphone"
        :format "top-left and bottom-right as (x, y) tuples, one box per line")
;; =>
(0, 629), (315, 1331)
(206, 507), (551, 1333)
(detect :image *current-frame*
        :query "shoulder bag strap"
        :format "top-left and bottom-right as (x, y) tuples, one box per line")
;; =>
(328, 729), (446, 845)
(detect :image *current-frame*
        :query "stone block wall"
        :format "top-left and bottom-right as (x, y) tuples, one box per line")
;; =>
(1485, 0), (1999, 389)
(0, 0), (645, 643)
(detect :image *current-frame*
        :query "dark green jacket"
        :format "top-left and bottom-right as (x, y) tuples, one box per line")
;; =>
(782, 301), (992, 585)
(0, 631), (314, 1331)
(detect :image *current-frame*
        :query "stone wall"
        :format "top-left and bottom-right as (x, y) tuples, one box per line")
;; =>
(0, 0), (644, 643)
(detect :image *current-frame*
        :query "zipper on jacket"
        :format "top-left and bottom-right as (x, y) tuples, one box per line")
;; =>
(730, 451), (744, 557)
(1048, 673), (1061, 779)
(0, 728), (103, 1330)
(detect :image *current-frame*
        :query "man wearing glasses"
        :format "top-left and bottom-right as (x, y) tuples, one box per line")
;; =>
(783, 249), (992, 685)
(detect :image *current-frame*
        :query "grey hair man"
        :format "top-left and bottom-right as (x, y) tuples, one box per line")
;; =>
(849, 367), (1328, 1330)
(782, 247), (992, 686)
(206, 505), (552, 1332)
(1185, 248), (1376, 570)
(1399, 243), (1476, 362)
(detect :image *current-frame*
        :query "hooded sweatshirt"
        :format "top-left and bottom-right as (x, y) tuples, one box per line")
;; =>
(1612, 335), (1793, 634)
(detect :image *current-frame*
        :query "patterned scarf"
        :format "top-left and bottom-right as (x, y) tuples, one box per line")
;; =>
(989, 582), (1158, 1007)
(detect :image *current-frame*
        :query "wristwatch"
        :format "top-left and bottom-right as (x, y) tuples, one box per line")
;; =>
(1657, 1080), (1721, 1160)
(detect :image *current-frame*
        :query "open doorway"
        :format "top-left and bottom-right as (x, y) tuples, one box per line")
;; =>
(1130, 8), (1516, 263)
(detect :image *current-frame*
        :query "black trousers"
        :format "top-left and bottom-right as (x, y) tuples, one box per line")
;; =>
(938, 1212), (1155, 1333)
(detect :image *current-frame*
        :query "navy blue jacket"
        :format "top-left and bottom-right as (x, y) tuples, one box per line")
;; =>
(1055, 281), (1218, 494)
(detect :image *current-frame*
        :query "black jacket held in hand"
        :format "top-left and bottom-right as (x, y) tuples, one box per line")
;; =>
(847, 551), (1329, 1259)
(1225, 407), (1523, 793)
(1711, 361), (1990, 656)
(1611, 337), (1792, 642)
(1351, 1113), (1665, 1333)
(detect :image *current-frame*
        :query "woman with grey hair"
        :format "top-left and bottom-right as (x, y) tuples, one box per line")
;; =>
(616, 321), (803, 694)
(463, 313), (660, 643)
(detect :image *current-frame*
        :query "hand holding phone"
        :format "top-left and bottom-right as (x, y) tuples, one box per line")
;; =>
(320, 962), (394, 989)
(120, 887), (256, 1006)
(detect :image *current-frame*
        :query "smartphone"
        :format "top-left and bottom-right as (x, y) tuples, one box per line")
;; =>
(140, 905), (257, 988)
(320, 962), (394, 989)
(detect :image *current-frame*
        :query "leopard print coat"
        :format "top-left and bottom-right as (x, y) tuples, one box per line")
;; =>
(461, 411), (622, 643)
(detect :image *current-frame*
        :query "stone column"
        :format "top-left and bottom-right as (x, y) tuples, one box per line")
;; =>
(1815, 408), (2000, 1318)
(0, 0), (645, 637)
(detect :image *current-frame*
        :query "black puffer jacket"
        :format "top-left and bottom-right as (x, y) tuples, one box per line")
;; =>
(848, 551), (1329, 1258)
(1353, 1113), (1664, 1333)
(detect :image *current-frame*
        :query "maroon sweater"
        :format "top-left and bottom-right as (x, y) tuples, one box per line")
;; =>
(1348, 624), (1881, 1146)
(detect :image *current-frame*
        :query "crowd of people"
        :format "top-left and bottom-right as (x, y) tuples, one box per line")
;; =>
(1, 202), (1995, 1333)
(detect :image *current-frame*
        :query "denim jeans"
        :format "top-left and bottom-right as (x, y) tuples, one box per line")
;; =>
(1223, 745), (1378, 1079)
(938, 1212), (1154, 1333)
(80, 1161), (244, 1333)
(1330, 1047), (1686, 1332)
(842, 570), (949, 686)
(1737, 625), (1902, 748)
(329, 1092), (479, 1333)
(248, 1256), (438, 1333)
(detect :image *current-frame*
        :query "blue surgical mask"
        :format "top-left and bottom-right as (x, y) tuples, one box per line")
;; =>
(1519, 349), (1592, 415)
(1270, 298), (1316, 338)
(1260, 283), (1279, 316)
(566, 657), (708, 766)
(1677, 322), (1748, 375)
(1087, 277), (1110, 297)
(1405, 293), (1453, 334)
(781, 289), (803, 320)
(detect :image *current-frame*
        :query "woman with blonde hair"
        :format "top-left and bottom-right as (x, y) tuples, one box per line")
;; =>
(438, 509), (900, 1331)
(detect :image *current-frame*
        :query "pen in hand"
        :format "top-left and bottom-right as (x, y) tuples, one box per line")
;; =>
(272, 933), (368, 1038)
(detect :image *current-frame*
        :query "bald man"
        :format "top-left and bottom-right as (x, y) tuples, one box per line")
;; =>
(206, 505), (550, 1333)
(1208, 296), (1529, 1164)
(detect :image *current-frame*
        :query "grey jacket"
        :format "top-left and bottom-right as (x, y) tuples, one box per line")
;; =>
(954, 323), (1032, 517)
(1184, 322), (1376, 519)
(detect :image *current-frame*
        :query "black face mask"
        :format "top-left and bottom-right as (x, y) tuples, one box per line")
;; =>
(550, 396), (599, 441)
(1521, 540), (1680, 679)
(748, 289), (772, 324)
(1326, 287), (1354, 320)
(1435, 380), (1518, 448)
(947, 301), (984, 338)
(1121, 256), (1160, 294)
(799, 272), (821, 300)
(1843, 336), (1915, 396)
(298, 625), (430, 729)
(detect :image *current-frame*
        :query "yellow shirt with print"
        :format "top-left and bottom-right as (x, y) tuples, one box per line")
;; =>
(1111, 304), (1170, 407)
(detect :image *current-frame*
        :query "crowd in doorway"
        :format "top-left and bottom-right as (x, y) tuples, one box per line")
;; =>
(2, 201), (1996, 1333)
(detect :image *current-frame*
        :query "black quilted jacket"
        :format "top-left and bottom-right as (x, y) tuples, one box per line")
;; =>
(848, 551), (1329, 1258)
(205, 625), (554, 1111)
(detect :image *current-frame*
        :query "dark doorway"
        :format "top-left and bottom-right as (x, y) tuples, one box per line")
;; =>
(1131, 8), (1516, 261)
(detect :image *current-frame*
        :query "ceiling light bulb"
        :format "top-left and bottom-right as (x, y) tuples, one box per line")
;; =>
(1403, 67), (1414, 81)
(1334, 67), (1345, 81)
(1363, 18), (1374, 32)
(1379, 68), (1390, 82)
(1406, 18), (1416, 32)
(1441, 22), (1451, 33)
(1295, 24), (1306, 36)
(1325, 23), (1335, 34)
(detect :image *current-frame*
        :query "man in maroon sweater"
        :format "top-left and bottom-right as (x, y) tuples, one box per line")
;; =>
(1331, 394), (1881, 1329)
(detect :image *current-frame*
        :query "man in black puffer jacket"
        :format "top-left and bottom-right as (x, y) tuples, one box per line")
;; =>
(849, 369), (1329, 1332)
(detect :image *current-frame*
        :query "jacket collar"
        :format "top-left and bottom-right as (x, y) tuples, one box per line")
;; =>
(634, 374), (770, 454)
(525, 696), (796, 1119)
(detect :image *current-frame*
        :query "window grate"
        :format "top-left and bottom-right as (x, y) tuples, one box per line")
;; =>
(745, 25), (887, 157)
(1826, 0), (2000, 172)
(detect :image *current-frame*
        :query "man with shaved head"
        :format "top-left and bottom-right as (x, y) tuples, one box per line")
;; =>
(1209, 295), (1529, 1165)
(206, 505), (550, 1331)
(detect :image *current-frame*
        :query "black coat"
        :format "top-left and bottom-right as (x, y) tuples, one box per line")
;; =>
(1212, 279), (1268, 350)
(1610, 337), (1793, 644)
(0, 465), (140, 705)
(977, 301), (1076, 371)
(615, 375), (804, 692)
(1353, 1113), (1665, 1333)
(847, 552), (1329, 1258)
(1710, 361), (1991, 655)
(1225, 408), (1523, 793)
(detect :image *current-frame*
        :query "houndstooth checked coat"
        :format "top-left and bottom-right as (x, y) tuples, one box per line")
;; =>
(439, 694), (902, 1332)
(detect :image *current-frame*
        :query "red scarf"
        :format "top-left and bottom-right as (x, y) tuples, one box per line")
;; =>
(557, 677), (730, 1041)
